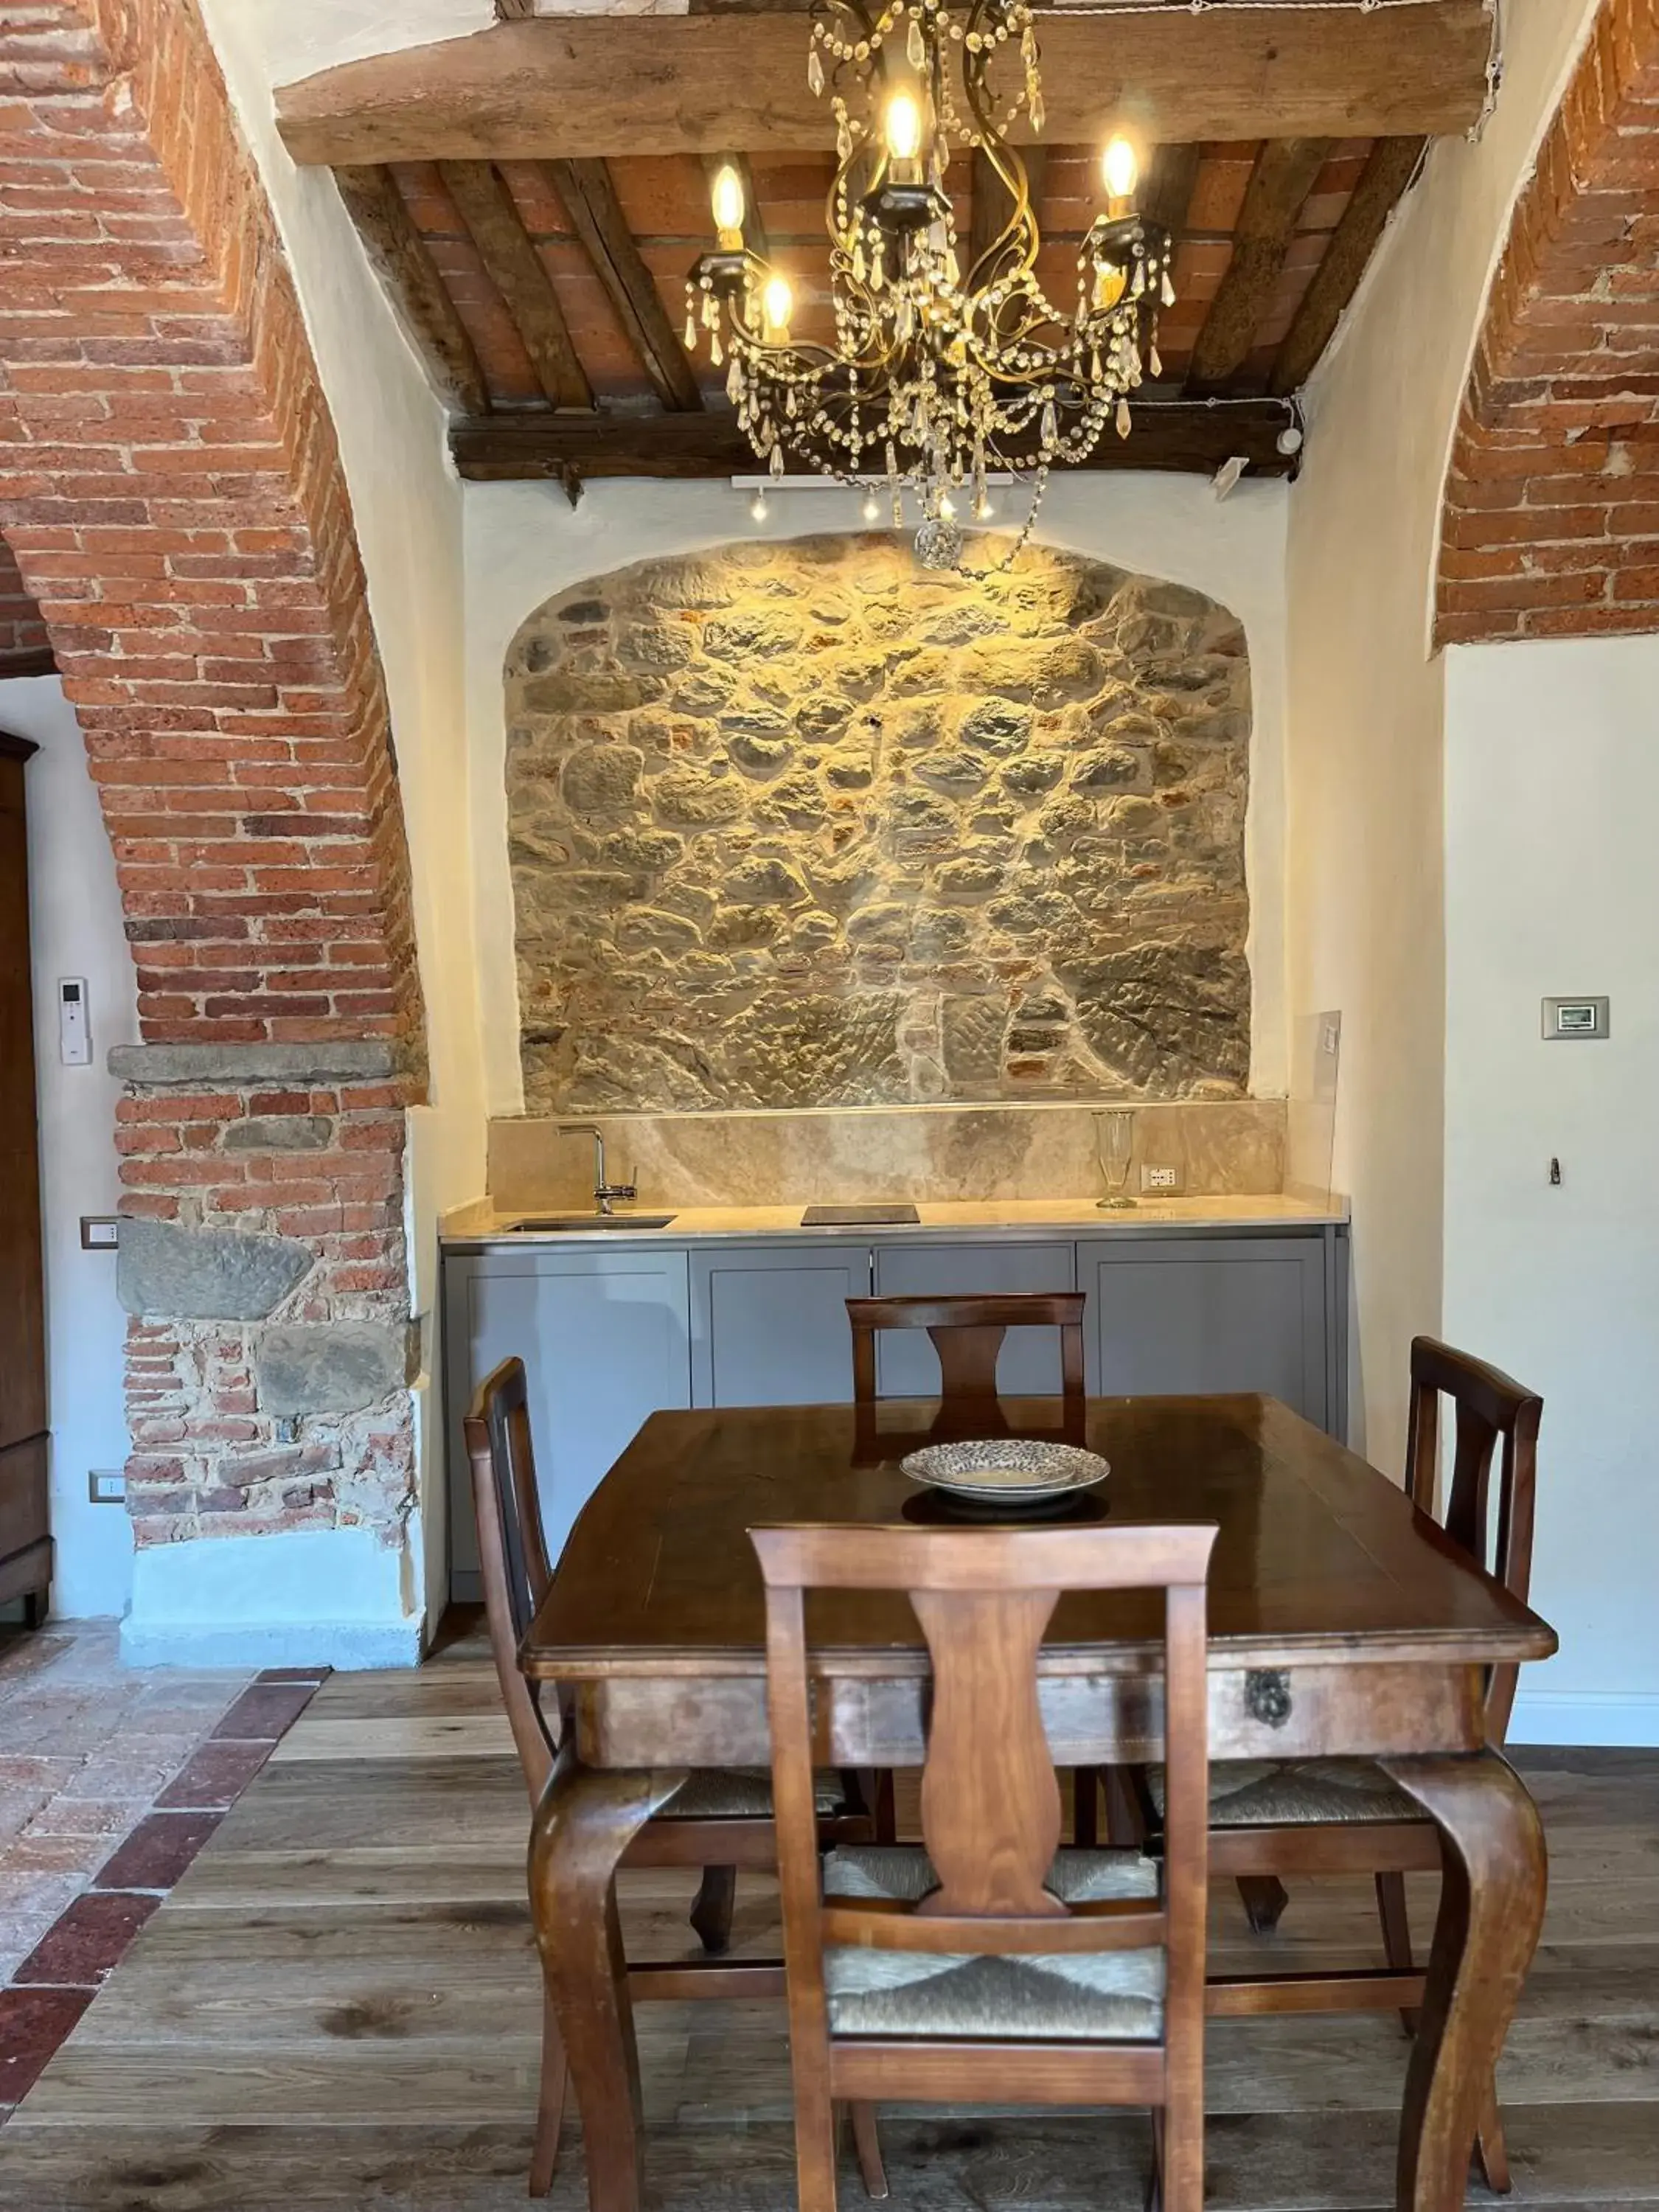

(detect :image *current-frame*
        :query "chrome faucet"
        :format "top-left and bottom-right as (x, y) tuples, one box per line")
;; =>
(559, 1123), (637, 1216)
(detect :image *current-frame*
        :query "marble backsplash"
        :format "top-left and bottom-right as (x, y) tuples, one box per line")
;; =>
(488, 1099), (1286, 1211)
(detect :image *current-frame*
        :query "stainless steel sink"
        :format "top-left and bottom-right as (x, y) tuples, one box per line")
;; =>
(507, 1214), (677, 1232)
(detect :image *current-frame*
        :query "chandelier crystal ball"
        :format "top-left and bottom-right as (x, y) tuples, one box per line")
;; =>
(684, 0), (1175, 570)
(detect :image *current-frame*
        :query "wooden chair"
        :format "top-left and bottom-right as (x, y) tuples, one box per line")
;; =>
(465, 1357), (875, 2195)
(846, 1291), (1087, 1415)
(751, 1518), (1218, 2212)
(846, 1292), (1096, 1843)
(1135, 1335), (1542, 2195)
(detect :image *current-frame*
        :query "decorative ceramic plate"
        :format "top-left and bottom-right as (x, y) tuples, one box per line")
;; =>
(899, 1439), (1111, 1504)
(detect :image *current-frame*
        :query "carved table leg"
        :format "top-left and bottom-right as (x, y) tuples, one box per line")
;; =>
(1379, 1751), (1545, 2212)
(529, 1756), (688, 2212)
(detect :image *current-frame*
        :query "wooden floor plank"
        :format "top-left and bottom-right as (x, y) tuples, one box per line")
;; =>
(3, 1628), (1655, 2208)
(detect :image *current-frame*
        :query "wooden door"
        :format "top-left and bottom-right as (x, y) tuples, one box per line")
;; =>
(0, 733), (49, 1610)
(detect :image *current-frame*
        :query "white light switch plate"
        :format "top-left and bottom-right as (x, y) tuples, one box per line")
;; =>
(58, 978), (91, 1065)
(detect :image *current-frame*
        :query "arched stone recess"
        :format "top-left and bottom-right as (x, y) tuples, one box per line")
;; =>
(0, 0), (427, 1614)
(1439, 0), (1659, 645)
(505, 535), (1252, 1114)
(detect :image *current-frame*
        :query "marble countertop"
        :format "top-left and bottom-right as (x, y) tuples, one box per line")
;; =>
(439, 1192), (1348, 1246)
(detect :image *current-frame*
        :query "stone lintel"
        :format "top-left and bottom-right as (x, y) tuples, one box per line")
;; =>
(108, 1041), (399, 1089)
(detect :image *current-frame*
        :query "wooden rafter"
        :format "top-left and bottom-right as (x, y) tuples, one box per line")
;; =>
(332, 164), (490, 414)
(967, 145), (1046, 290)
(548, 160), (703, 411)
(448, 397), (1301, 484)
(1270, 136), (1426, 395)
(276, 7), (1495, 165)
(438, 159), (593, 411)
(1142, 143), (1202, 241)
(1184, 138), (1331, 395)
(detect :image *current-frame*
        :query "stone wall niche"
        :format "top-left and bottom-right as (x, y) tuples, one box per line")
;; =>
(505, 536), (1252, 1111)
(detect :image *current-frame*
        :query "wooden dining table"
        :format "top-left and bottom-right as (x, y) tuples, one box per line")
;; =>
(518, 1391), (1557, 2212)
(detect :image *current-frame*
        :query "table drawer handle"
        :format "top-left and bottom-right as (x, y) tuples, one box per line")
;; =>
(1245, 1669), (1293, 1729)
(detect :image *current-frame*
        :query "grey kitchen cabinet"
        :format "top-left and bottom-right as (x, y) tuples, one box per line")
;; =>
(690, 1242), (872, 1408)
(872, 1239), (1077, 1398)
(1077, 1231), (1338, 1430)
(444, 1247), (692, 1585)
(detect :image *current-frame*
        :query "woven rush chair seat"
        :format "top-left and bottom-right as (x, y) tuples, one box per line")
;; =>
(821, 1843), (1165, 2042)
(1146, 1757), (1425, 1831)
(665, 1768), (850, 1821)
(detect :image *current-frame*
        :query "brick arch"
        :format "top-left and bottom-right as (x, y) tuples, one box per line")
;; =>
(0, 3), (425, 1582)
(0, 0), (421, 1050)
(1438, 0), (1659, 645)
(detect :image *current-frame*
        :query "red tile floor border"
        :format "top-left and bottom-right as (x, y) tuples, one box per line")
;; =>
(0, 1630), (328, 2124)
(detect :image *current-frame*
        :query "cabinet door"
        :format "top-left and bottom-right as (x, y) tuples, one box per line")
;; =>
(1077, 1234), (1329, 1428)
(872, 1240), (1077, 1397)
(692, 1243), (872, 1408)
(445, 1248), (692, 1579)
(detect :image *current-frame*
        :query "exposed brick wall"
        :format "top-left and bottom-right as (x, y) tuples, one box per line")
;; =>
(1439, 0), (1659, 644)
(0, 534), (52, 665)
(0, 0), (422, 1048)
(119, 1076), (411, 1549)
(0, 2), (425, 1559)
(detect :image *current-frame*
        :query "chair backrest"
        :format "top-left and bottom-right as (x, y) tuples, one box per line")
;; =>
(1405, 1335), (1542, 1742)
(463, 1357), (558, 1805)
(751, 1520), (1216, 2084)
(846, 1292), (1087, 1408)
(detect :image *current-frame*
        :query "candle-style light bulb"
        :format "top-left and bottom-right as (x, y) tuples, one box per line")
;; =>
(861, 489), (881, 523)
(762, 275), (793, 335)
(884, 91), (924, 164)
(750, 487), (770, 524)
(1102, 135), (1139, 208)
(710, 163), (746, 245)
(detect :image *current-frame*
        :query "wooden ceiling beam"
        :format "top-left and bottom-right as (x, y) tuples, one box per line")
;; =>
(1184, 138), (1331, 396)
(548, 159), (703, 411)
(448, 399), (1301, 484)
(1269, 135), (1427, 395)
(1141, 143), (1202, 240)
(333, 164), (490, 415)
(438, 158), (593, 411)
(276, 7), (1495, 165)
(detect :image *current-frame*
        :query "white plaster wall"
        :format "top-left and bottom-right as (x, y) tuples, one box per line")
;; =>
(192, 4), (493, 1643)
(1, 676), (136, 1619)
(1283, 0), (1601, 1475)
(465, 471), (1291, 1118)
(1444, 636), (1659, 1746)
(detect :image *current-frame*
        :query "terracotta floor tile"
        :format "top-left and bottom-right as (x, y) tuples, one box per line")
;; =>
(13, 1891), (159, 1989)
(155, 1738), (274, 1811)
(0, 1759), (78, 1795)
(0, 1986), (91, 2101)
(91, 1811), (223, 1894)
(23, 1798), (150, 1843)
(1, 1836), (114, 1882)
(210, 1680), (320, 1742)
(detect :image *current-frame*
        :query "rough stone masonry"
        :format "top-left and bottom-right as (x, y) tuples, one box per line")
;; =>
(507, 536), (1253, 1111)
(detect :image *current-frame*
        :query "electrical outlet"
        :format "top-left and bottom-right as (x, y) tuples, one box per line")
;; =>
(1141, 1164), (1180, 1192)
(87, 1469), (125, 1506)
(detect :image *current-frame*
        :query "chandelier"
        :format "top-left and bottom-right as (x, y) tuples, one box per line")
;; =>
(683, 0), (1174, 571)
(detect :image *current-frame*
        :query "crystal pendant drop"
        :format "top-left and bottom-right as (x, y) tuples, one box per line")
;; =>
(1150, 342), (1162, 379)
(1162, 267), (1177, 307)
(1029, 86), (1044, 134)
(907, 13), (926, 69)
(771, 441), (785, 476)
(1040, 396), (1057, 446)
(1116, 397), (1132, 439)
(710, 330), (723, 366)
(684, 307), (697, 349)
(807, 40), (824, 95)
(726, 356), (742, 403)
